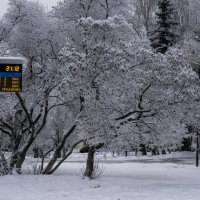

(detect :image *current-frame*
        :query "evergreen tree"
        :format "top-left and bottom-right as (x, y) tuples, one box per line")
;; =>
(150, 0), (178, 54)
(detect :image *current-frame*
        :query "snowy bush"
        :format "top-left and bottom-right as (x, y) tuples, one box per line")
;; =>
(27, 161), (41, 175)
(91, 159), (105, 179)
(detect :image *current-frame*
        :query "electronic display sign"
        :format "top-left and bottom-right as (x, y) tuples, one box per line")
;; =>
(0, 57), (23, 92)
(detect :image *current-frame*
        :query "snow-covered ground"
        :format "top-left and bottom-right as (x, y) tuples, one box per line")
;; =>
(0, 153), (200, 200)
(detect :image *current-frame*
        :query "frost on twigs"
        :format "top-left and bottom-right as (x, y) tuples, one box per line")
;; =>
(27, 162), (41, 175)
(91, 159), (105, 179)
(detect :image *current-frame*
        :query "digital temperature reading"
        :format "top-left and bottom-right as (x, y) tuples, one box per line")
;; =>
(0, 57), (23, 92)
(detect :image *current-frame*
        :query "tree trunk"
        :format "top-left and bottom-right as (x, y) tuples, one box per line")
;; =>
(84, 143), (104, 178)
(33, 147), (39, 158)
(162, 149), (166, 155)
(9, 151), (26, 174)
(181, 137), (192, 151)
(152, 148), (159, 155)
(42, 124), (76, 174)
(9, 135), (35, 174)
(135, 148), (138, 156)
(196, 132), (199, 167)
(42, 148), (61, 174)
(62, 147), (66, 158)
(15, 154), (25, 174)
(112, 150), (115, 157)
(140, 144), (147, 155)
(42, 139), (83, 175)
(0, 152), (9, 175)
(125, 150), (128, 157)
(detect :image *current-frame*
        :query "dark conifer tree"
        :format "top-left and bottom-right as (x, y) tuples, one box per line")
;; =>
(150, 0), (178, 54)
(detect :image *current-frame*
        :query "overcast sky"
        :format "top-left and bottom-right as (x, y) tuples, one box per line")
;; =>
(0, 0), (59, 18)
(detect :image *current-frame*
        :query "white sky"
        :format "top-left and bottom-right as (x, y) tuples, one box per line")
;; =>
(0, 0), (59, 18)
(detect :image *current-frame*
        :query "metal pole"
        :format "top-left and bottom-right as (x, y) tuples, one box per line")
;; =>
(196, 132), (199, 167)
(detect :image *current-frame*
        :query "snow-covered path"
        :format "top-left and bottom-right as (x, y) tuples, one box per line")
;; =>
(0, 161), (200, 200)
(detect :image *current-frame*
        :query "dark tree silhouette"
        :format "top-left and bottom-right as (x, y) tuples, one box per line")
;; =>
(150, 0), (178, 54)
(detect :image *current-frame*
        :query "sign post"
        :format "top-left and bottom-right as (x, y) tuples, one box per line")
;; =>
(196, 131), (199, 167)
(0, 57), (23, 92)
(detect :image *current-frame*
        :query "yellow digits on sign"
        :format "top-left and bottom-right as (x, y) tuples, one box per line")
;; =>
(5, 66), (20, 71)
(15, 66), (20, 71)
(6, 66), (10, 71)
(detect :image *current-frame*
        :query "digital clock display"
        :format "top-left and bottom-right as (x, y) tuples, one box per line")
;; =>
(0, 63), (22, 92)
(5, 65), (21, 72)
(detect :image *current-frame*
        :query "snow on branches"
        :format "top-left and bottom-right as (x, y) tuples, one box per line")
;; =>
(58, 15), (199, 150)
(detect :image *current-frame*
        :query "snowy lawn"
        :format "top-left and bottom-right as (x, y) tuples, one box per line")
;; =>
(1, 155), (200, 200)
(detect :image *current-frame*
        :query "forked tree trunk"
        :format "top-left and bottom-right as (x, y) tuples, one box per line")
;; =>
(42, 145), (64, 174)
(84, 143), (104, 178)
(42, 139), (83, 175)
(42, 125), (76, 174)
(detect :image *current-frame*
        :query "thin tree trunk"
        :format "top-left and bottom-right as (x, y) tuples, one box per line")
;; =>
(135, 148), (138, 156)
(40, 147), (55, 174)
(125, 150), (128, 157)
(196, 132), (199, 167)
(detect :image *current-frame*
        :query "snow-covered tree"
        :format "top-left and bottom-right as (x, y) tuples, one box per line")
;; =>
(57, 11), (199, 176)
(0, 0), (200, 177)
(0, 0), (78, 173)
(133, 0), (157, 34)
